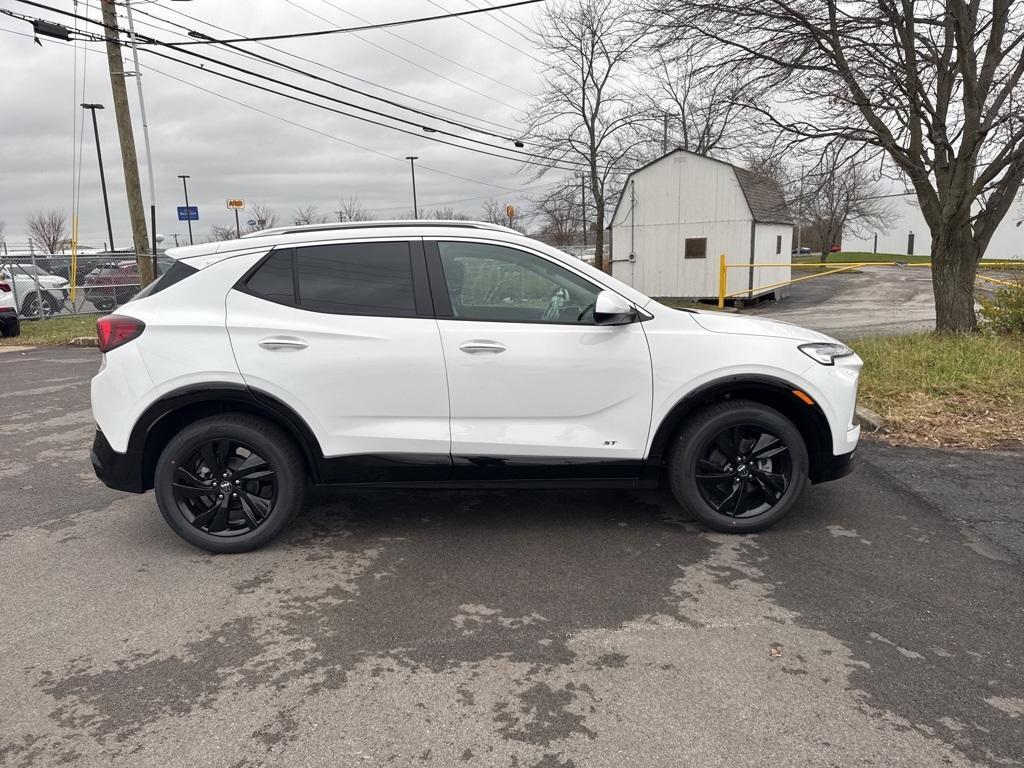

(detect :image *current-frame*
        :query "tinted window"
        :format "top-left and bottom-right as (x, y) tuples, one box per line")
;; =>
(132, 260), (199, 301)
(438, 242), (600, 324)
(296, 242), (415, 317)
(245, 249), (295, 305)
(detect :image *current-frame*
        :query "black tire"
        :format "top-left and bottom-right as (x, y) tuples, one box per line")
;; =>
(20, 292), (43, 318)
(1, 316), (20, 338)
(92, 297), (115, 312)
(154, 414), (306, 553)
(667, 400), (809, 533)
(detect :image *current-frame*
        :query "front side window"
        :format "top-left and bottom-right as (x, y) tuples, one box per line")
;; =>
(438, 241), (601, 324)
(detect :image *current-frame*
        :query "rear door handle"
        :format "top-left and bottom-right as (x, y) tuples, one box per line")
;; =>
(258, 337), (308, 350)
(458, 340), (506, 354)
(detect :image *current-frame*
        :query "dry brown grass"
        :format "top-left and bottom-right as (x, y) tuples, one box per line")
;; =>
(853, 333), (1024, 450)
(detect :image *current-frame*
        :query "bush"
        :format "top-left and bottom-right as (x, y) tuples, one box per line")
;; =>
(979, 279), (1024, 333)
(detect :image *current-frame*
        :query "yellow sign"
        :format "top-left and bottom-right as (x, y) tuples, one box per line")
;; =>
(226, 199), (246, 210)
(505, 204), (515, 218)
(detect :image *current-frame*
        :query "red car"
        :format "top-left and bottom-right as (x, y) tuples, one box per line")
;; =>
(82, 258), (174, 311)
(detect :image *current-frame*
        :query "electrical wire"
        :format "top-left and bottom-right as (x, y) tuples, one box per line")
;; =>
(424, 0), (545, 65)
(13, 0), (601, 174)
(152, 0), (548, 46)
(465, 0), (537, 43)
(131, 2), (519, 132)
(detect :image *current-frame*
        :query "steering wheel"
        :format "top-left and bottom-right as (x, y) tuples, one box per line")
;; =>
(577, 302), (595, 322)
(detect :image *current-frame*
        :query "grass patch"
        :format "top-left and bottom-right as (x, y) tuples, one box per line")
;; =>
(853, 333), (1024, 449)
(794, 251), (932, 264)
(0, 313), (100, 347)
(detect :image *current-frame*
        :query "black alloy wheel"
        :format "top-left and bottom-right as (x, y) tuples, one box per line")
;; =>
(694, 425), (792, 519)
(171, 439), (277, 536)
(668, 400), (809, 533)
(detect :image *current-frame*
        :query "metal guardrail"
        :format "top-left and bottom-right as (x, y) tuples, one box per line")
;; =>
(715, 255), (1021, 309)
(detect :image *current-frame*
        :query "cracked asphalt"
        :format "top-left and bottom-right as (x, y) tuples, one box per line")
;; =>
(2, 347), (1023, 767)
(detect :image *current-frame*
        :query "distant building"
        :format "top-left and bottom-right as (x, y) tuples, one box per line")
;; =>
(609, 149), (793, 300)
(842, 194), (1024, 260)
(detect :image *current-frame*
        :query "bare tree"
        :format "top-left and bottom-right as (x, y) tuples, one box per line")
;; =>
(335, 195), (374, 222)
(292, 205), (328, 226)
(527, 0), (648, 271)
(480, 198), (528, 231)
(26, 209), (69, 253)
(638, 40), (767, 159)
(207, 224), (236, 242)
(532, 183), (584, 247)
(429, 207), (472, 220)
(248, 201), (279, 232)
(803, 146), (895, 260)
(651, 0), (1024, 333)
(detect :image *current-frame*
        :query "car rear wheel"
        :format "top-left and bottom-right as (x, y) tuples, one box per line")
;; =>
(668, 400), (809, 533)
(154, 414), (306, 553)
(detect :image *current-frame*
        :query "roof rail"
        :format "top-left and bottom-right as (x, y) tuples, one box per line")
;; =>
(240, 219), (519, 239)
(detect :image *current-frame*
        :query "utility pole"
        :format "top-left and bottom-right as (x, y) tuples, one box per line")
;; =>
(99, 0), (151, 283)
(81, 103), (115, 252)
(795, 165), (805, 259)
(122, 0), (158, 278)
(178, 175), (193, 245)
(582, 173), (589, 248)
(405, 156), (419, 218)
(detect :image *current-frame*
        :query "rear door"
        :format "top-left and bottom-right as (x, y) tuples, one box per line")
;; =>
(226, 239), (451, 482)
(427, 239), (653, 481)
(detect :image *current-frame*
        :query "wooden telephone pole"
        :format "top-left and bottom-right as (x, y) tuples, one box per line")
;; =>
(99, 0), (153, 285)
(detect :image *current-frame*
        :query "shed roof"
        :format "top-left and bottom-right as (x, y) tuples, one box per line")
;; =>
(610, 148), (794, 225)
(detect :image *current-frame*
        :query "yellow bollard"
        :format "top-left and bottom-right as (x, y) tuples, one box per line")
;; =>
(718, 253), (727, 309)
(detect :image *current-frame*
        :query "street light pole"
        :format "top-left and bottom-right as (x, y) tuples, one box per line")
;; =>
(178, 174), (193, 245)
(81, 103), (115, 252)
(405, 156), (419, 218)
(578, 172), (587, 248)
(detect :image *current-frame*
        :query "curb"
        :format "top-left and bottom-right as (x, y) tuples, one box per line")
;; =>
(855, 404), (887, 433)
(68, 336), (99, 347)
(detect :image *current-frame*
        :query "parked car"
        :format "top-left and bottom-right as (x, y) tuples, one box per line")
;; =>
(83, 257), (175, 311)
(0, 264), (70, 317)
(791, 246), (812, 255)
(0, 278), (20, 337)
(90, 220), (861, 554)
(829, 244), (842, 253)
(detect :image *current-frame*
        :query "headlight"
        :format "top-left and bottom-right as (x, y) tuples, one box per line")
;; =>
(799, 342), (854, 365)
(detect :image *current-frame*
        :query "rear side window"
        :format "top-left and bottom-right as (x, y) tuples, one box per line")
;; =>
(241, 242), (418, 318)
(132, 260), (198, 301)
(295, 242), (416, 317)
(245, 250), (294, 305)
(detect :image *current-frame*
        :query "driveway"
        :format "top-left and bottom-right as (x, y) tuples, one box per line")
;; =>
(2, 347), (1023, 767)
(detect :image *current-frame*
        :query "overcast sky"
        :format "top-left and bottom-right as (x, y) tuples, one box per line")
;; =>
(0, 0), (557, 247)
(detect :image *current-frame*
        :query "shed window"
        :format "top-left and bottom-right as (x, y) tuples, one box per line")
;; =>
(776, 235), (782, 255)
(684, 238), (707, 260)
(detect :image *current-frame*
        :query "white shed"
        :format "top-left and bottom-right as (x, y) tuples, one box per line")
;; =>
(609, 150), (793, 301)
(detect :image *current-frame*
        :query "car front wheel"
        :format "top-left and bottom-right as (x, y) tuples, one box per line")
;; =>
(154, 414), (306, 553)
(668, 400), (809, 533)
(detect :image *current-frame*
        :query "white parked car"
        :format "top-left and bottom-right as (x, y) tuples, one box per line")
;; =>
(0, 263), (70, 316)
(90, 221), (861, 553)
(0, 277), (20, 336)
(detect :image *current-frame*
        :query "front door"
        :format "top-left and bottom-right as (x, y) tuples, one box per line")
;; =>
(426, 239), (653, 481)
(226, 239), (450, 482)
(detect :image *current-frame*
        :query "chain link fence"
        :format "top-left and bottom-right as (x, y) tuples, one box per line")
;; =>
(1, 252), (173, 320)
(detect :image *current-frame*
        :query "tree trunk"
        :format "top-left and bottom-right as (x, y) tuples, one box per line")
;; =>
(930, 222), (980, 333)
(594, 207), (605, 273)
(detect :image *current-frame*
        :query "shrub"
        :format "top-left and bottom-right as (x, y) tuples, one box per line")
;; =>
(979, 279), (1024, 334)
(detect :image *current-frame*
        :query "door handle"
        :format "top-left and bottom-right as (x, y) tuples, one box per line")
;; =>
(258, 337), (308, 350)
(458, 340), (506, 354)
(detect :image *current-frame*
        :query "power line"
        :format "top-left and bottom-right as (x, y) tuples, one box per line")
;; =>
(13, 0), (599, 174)
(465, 0), (537, 43)
(135, 2), (522, 130)
(424, 0), (545, 65)
(153, 0), (547, 46)
(315, 0), (534, 98)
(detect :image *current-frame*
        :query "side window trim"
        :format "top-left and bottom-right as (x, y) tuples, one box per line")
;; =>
(424, 240), (454, 318)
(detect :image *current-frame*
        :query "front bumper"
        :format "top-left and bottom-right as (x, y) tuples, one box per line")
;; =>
(813, 449), (855, 484)
(91, 428), (146, 493)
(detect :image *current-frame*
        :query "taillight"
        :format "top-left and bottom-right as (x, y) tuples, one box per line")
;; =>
(96, 315), (145, 353)
(0, 282), (10, 293)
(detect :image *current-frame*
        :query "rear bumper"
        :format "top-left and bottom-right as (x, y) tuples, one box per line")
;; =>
(91, 428), (146, 493)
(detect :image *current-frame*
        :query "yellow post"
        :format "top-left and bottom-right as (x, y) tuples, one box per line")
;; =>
(718, 253), (727, 309)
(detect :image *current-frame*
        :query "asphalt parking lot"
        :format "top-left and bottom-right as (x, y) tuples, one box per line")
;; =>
(2, 347), (1023, 767)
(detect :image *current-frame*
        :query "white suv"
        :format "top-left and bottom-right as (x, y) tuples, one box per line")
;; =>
(90, 221), (861, 553)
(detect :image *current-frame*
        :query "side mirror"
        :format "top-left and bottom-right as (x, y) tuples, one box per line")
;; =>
(593, 290), (637, 325)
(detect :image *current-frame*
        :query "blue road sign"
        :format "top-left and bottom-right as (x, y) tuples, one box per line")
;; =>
(247, 219), (257, 226)
(177, 206), (199, 221)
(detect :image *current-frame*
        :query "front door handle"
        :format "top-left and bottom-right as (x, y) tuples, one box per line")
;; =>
(458, 340), (506, 354)
(259, 337), (308, 350)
